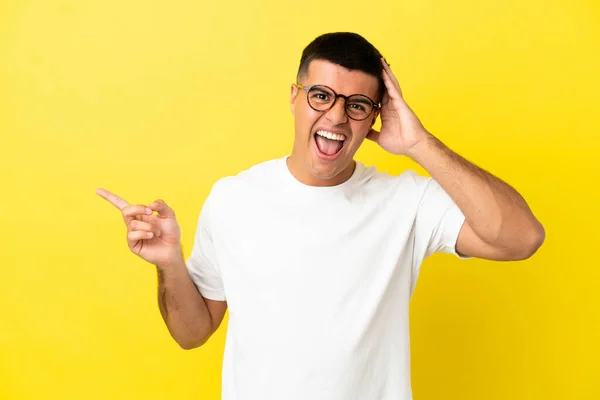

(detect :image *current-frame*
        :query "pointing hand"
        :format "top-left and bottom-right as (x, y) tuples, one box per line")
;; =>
(96, 188), (183, 267)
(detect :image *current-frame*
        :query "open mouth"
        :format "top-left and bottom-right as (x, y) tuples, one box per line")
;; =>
(313, 129), (347, 160)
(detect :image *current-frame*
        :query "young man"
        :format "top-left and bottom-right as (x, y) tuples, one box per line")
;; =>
(97, 32), (545, 399)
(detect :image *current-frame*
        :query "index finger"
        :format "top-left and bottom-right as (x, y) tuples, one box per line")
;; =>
(380, 58), (403, 98)
(96, 188), (130, 211)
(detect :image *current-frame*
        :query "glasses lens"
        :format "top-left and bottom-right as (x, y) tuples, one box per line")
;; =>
(346, 95), (374, 120)
(307, 86), (335, 111)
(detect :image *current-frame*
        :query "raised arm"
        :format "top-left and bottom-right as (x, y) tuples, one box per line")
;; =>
(367, 58), (545, 260)
(96, 188), (227, 348)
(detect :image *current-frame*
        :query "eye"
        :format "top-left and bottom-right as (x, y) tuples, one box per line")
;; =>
(311, 92), (330, 101)
(348, 103), (366, 112)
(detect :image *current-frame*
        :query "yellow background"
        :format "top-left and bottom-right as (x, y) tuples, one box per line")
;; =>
(1, 0), (598, 399)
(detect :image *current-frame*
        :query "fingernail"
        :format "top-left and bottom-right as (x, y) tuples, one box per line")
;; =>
(146, 208), (152, 214)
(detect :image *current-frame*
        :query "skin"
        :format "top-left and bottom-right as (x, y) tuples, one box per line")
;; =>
(291, 57), (545, 260)
(287, 59), (381, 187)
(96, 54), (545, 349)
(94, 190), (227, 349)
(373, 58), (545, 260)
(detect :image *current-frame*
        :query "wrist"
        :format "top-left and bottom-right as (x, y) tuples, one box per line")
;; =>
(156, 249), (185, 272)
(405, 131), (435, 162)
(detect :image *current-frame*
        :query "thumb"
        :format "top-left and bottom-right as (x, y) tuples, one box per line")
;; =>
(149, 199), (176, 218)
(366, 128), (380, 142)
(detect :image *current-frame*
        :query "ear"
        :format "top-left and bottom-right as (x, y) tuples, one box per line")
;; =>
(370, 109), (381, 127)
(290, 84), (299, 115)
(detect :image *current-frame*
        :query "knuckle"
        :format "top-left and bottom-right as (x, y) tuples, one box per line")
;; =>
(125, 205), (141, 216)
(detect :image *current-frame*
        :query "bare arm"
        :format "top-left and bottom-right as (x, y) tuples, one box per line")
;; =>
(408, 134), (545, 260)
(369, 59), (545, 261)
(95, 188), (227, 349)
(156, 256), (227, 349)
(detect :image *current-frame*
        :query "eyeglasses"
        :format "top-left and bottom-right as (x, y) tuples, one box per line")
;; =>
(295, 84), (380, 121)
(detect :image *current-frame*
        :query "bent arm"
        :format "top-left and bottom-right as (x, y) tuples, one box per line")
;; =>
(408, 133), (545, 260)
(156, 255), (227, 349)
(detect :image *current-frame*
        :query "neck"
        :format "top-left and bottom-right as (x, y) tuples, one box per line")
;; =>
(286, 154), (356, 187)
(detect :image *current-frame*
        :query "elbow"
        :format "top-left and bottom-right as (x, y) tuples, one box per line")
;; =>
(179, 343), (199, 351)
(176, 337), (207, 350)
(169, 314), (219, 350)
(516, 220), (546, 260)
(177, 340), (199, 350)
(174, 331), (211, 350)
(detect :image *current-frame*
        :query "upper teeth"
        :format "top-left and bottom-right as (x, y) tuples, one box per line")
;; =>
(316, 130), (345, 141)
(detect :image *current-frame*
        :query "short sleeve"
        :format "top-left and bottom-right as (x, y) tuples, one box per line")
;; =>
(415, 177), (470, 260)
(185, 190), (226, 301)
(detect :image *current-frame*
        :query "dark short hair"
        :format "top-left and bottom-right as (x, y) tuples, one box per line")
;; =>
(297, 32), (385, 100)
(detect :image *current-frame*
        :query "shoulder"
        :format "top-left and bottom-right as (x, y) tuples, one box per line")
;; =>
(206, 156), (284, 203)
(357, 161), (433, 195)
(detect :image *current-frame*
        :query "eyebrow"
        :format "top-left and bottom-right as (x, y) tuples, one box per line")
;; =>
(311, 85), (374, 103)
(347, 96), (372, 104)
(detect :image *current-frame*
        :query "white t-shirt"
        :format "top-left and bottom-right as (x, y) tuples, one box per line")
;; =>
(186, 156), (468, 400)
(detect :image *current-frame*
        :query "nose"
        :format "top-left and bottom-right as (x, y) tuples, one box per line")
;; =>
(325, 96), (348, 124)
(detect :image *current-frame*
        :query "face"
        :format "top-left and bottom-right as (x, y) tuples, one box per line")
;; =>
(289, 59), (380, 187)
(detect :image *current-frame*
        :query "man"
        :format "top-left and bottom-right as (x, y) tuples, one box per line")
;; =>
(97, 32), (545, 399)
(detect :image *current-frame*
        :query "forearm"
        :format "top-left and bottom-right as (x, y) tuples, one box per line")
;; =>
(408, 132), (544, 250)
(156, 256), (213, 349)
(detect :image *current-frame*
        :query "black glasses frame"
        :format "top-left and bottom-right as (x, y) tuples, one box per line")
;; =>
(295, 84), (381, 121)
